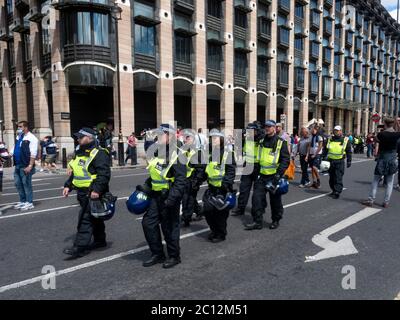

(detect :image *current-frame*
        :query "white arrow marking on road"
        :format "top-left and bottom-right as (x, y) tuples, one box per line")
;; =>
(305, 207), (382, 262)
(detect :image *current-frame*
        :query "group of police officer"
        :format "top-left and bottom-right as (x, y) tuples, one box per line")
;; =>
(62, 120), (352, 269)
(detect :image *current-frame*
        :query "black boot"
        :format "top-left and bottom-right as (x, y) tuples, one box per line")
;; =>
(231, 207), (245, 216)
(63, 246), (90, 259)
(88, 241), (107, 250)
(211, 235), (226, 243)
(143, 255), (166, 267)
(208, 232), (216, 241)
(162, 257), (181, 269)
(332, 192), (340, 199)
(244, 222), (263, 230)
(269, 221), (280, 230)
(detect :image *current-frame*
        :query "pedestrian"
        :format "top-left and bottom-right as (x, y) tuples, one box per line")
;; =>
(361, 117), (400, 208)
(306, 125), (323, 189)
(39, 136), (47, 172)
(232, 121), (264, 216)
(12, 121), (39, 211)
(0, 142), (10, 194)
(245, 120), (290, 230)
(201, 129), (236, 242)
(140, 124), (186, 269)
(323, 125), (352, 199)
(276, 122), (291, 154)
(125, 132), (138, 165)
(195, 128), (207, 151)
(44, 136), (58, 172)
(62, 127), (111, 259)
(366, 133), (375, 158)
(180, 129), (206, 227)
(296, 127), (311, 188)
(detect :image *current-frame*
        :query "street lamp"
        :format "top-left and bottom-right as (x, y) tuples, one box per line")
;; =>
(111, 3), (124, 166)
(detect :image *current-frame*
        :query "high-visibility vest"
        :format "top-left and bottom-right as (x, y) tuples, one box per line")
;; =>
(185, 149), (197, 178)
(327, 137), (349, 160)
(259, 139), (283, 175)
(68, 148), (100, 189)
(147, 151), (179, 191)
(244, 140), (260, 164)
(205, 150), (229, 188)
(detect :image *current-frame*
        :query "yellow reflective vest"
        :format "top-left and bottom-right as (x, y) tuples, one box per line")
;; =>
(259, 139), (283, 175)
(205, 150), (229, 188)
(327, 137), (349, 160)
(68, 148), (100, 189)
(147, 151), (179, 191)
(184, 149), (197, 178)
(244, 140), (260, 164)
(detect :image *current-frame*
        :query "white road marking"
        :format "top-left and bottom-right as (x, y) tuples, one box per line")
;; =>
(1, 195), (65, 206)
(2, 183), (51, 190)
(1, 187), (63, 196)
(0, 197), (129, 220)
(305, 207), (382, 262)
(0, 228), (210, 294)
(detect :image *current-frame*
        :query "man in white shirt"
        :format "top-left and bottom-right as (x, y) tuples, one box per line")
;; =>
(12, 121), (39, 211)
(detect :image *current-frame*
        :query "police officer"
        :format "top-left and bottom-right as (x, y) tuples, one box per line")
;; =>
(323, 125), (352, 199)
(245, 120), (290, 230)
(232, 121), (264, 216)
(141, 124), (186, 268)
(63, 128), (111, 259)
(201, 129), (236, 243)
(180, 129), (206, 227)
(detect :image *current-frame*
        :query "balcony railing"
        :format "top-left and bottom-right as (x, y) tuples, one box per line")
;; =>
(174, 0), (195, 15)
(63, 44), (112, 65)
(53, 0), (114, 12)
(278, 0), (290, 14)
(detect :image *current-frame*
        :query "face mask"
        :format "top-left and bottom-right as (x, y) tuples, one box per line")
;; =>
(17, 129), (23, 135)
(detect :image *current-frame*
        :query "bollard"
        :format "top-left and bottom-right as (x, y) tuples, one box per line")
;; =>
(62, 148), (67, 169)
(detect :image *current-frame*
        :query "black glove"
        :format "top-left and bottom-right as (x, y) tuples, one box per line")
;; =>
(221, 183), (232, 193)
(347, 162), (351, 168)
(272, 174), (281, 187)
(136, 184), (151, 195)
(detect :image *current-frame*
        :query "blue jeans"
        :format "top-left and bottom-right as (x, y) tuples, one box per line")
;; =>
(369, 174), (395, 204)
(367, 144), (373, 158)
(14, 165), (35, 203)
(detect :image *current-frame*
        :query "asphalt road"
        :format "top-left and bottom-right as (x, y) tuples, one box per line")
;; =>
(0, 157), (399, 300)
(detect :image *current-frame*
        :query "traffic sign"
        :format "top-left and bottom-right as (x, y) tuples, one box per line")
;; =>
(371, 113), (380, 123)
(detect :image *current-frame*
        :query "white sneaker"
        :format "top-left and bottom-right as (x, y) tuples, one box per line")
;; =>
(20, 203), (34, 211)
(14, 202), (26, 209)
(299, 184), (305, 188)
(304, 182), (312, 187)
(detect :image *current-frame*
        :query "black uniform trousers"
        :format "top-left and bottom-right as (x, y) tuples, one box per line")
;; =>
(182, 179), (200, 222)
(202, 189), (229, 238)
(251, 175), (284, 224)
(142, 193), (181, 258)
(328, 159), (345, 194)
(237, 163), (259, 211)
(74, 190), (106, 248)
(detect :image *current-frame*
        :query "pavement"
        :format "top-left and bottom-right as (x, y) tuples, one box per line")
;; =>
(0, 156), (399, 299)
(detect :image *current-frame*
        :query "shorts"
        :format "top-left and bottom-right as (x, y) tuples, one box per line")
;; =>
(45, 154), (56, 164)
(308, 155), (321, 169)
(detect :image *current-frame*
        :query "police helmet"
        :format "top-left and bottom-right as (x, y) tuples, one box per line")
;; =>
(126, 190), (150, 215)
(208, 192), (237, 211)
(275, 178), (289, 196)
(89, 193), (117, 221)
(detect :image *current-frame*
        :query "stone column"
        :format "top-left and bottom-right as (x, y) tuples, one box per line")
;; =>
(221, 1), (234, 130)
(284, 0), (295, 134)
(157, 0), (174, 125)
(245, 1), (257, 124)
(266, 1), (277, 121)
(192, 0), (207, 130)
(300, 2), (310, 129)
(30, 18), (51, 138)
(50, 9), (74, 154)
(13, 32), (28, 122)
(116, 1), (135, 137)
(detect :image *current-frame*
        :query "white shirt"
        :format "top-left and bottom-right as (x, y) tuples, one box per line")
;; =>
(13, 131), (39, 159)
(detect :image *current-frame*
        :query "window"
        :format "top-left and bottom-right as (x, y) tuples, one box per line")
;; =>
(335, 80), (342, 98)
(77, 12), (92, 45)
(353, 86), (360, 102)
(235, 9), (247, 28)
(8, 41), (15, 66)
(93, 13), (109, 46)
(323, 76), (331, 97)
(6, 0), (13, 15)
(175, 35), (191, 63)
(278, 62), (289, 86)
(23, 34), (31, 62)
(295, 5), (304, 19)
(295, 68), (305, 89)
(208, 0), (222, 18)
(257, 57), (269, 80)
(235, 51), (247, 76)
(310, 72), (319, 93)
(42, 24), (51, 54)
(277, 14), (287, 26)
(345, 83), (351, 99)
(295, 38), (304, 51)
(135, 25), (155, 56)
(208, 43), (222, 70)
